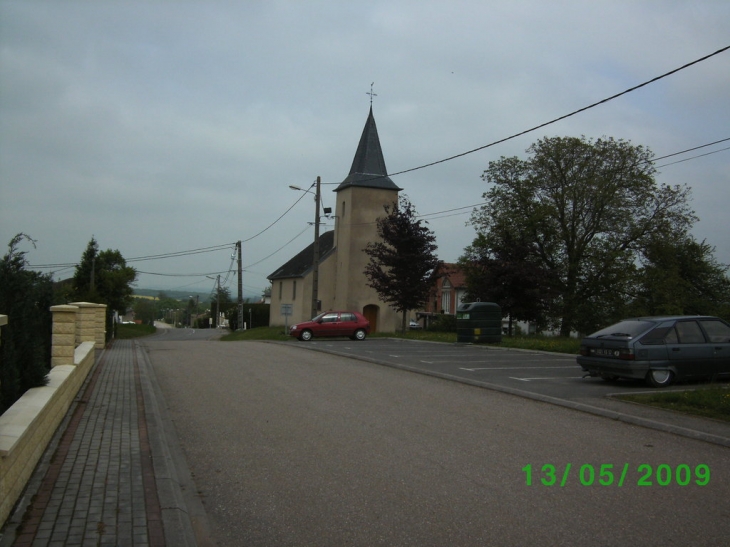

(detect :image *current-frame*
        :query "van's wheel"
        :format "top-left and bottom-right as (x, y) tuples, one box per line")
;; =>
(299, 330), (313, 341)
(646, 369), (674, 388)
(353, 329), (367, 341)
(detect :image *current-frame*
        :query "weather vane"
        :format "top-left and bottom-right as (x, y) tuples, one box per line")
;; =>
(366, 82), (377, 106)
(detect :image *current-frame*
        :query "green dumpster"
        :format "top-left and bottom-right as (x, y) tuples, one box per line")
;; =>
(456, 302), (502, 343)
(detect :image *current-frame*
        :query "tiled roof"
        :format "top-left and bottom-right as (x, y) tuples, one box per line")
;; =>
(267, 231), (336, 281)
(439, 263), (466, 288)
(335, 107), (401, 193)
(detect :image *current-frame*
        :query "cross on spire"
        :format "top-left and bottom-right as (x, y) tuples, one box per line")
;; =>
(366, 82), (377, 106)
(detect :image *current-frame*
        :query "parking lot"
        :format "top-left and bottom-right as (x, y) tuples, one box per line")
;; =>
(295, 338), (623, 398)
(287, 337), (730, 445)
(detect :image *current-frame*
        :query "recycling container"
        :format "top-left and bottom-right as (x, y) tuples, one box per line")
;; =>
(456, 302), (502, 343)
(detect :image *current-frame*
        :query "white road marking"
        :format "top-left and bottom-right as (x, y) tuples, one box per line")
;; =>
(460, 366), (577, 371)
(510, 377), (556, 381)
(509, 377), (580, 381)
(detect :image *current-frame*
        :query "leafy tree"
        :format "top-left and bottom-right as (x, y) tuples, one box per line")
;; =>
(0, 234), (53, 412)
(364, 195), (441, 332)
(73, 237), (137, 340)
(132, 298), (157, 325)
(459, 231), (559, 335)
(156, 292), (184, 323)
(630, 234), (730, 317)
(470, 136), (697, 336)
(210, 285), (232, 328)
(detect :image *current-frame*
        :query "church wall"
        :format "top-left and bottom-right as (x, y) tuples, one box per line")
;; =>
(333, 186), (401, 332)
(268, 277), (307, 328)
(268, 250), (338, 327)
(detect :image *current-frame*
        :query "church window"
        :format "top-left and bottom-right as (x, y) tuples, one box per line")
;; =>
(342, 201), (346, 218)
(293, 281), (297, 300)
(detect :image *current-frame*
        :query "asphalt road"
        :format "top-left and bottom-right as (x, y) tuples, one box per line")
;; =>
(142, 335), (730, 546)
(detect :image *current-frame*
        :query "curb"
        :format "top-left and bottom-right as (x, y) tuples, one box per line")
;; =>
(136, 342), (217, 547)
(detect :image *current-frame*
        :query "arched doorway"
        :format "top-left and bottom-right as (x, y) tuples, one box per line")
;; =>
(363, 305), (379, 333)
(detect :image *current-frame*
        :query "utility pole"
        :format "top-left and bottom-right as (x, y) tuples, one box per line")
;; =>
(237, 240), (243, 330)
(311, 176), (321, 320)
(216, 275), (221, 328)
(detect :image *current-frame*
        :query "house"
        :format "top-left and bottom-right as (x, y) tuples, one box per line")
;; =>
(268, 107), (403, 332)
(422, 263), (467, 318)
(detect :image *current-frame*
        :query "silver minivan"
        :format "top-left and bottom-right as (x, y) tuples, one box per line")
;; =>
(577, 315), (730, 387)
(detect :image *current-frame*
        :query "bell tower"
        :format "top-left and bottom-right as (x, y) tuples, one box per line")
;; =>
(332, 106), (401, 332)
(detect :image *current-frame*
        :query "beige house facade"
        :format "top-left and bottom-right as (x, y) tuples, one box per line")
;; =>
(268, 107), (402, 333)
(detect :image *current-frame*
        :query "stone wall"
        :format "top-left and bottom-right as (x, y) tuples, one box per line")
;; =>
(0, 304), (105, 527)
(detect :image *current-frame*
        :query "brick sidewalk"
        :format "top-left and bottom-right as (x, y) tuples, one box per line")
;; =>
(1, 341), (165, 547)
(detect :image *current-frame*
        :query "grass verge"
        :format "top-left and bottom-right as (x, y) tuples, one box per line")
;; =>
(116, 323), (157, 339)
(617, 386), (730, 422)
(221, 326), (291, 342)
(221, 327), (580, 353)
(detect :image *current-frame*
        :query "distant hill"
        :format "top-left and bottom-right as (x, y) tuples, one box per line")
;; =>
(133, 288), (212, 302)
(133, 287), (264, 303)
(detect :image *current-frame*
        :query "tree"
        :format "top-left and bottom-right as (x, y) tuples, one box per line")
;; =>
(0, 234), (53, 412)
(470, 136), (697, 336)
(458, 232), (559, 335)
(73, 237), (137, 340)
(631, 234), (730, 317)
(364, 195), (441, 332)
(132, 298), (157, 325)
(210, 285), (232, 328)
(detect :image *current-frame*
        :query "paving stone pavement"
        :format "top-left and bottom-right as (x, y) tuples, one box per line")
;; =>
(0, 340), (200, 547)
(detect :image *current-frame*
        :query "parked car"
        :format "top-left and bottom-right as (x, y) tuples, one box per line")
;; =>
(577, 315), (730, 387)
(409, 319), (422, 330)
(290, 311), (370, 341)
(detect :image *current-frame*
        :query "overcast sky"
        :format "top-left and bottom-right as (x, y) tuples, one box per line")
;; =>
(1, 1), (729, 300)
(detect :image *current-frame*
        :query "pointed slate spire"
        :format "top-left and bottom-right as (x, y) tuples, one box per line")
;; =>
(335, 107), (401, 192)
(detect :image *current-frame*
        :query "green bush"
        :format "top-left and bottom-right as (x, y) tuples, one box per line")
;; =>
(0, 235), (53, 413)
(227, 303), (270, 331)
(426, 314), (457, 332)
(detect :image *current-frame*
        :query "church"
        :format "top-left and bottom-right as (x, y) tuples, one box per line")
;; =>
(267, 107), (403, 333)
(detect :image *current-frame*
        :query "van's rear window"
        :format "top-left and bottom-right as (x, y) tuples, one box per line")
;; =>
(589, 320), (655, 338)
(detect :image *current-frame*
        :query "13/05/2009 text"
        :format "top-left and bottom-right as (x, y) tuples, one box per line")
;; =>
(522, 463), (710, 487)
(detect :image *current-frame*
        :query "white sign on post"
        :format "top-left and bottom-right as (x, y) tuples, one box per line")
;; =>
(281, 304), (293, 332)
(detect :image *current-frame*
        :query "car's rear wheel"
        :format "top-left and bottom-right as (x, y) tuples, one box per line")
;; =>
(299, 330), (313, 341)
(646, 369), (674, 388)
(353, 329), (367, 341)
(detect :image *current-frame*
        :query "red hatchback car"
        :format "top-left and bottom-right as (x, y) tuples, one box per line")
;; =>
(290, 311), (370, 341)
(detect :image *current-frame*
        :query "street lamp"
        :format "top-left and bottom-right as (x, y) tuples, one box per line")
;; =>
(290, 176), (330, 320)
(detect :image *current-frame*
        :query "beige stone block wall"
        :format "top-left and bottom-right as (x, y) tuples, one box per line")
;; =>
(0, 341), (96, 527)
(50, 305), (78, 367)
(69, 302), (96, 345)
(94, 304), (106, 348)
(69, 302), (107, 349)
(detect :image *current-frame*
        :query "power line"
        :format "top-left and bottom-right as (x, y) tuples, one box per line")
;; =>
(651, 137), (730, 163)
(321, 45), (729, 187)
(28, 47), (730, 280)
(656, 145), (730, 168)
(135, 269), (233, 278)
(126, 243), (237, 263)
(244, 225), (312, 269)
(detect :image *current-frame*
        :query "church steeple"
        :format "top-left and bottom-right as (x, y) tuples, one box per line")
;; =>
(335, 107), (401, 192)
